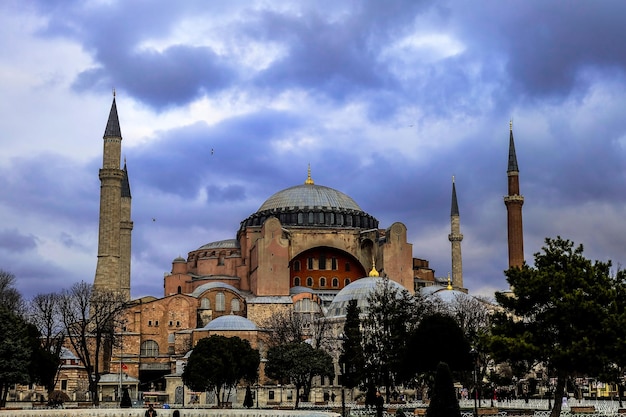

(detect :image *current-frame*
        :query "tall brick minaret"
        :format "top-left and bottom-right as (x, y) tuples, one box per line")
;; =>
(448, 176), (464, 289)
(504, 121), (524, 269)
(94, 93), (132, 300)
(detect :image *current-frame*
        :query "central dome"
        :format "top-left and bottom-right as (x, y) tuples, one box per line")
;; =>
(239, 170), (378, 230)
(258, 183), (363, 212)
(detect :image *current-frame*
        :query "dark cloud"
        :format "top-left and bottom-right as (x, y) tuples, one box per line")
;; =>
(0, 229), (38, 253)
(4, 0), (626, 300)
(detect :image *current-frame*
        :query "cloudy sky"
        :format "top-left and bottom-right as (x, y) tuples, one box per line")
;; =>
(2, 0), (626, 300)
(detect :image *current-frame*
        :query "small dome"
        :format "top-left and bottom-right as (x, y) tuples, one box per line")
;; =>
(428, 287), (471, 304)
(173, 256), (186, 263)
(197, 239), (240, 251)
(204, 315), (257, 331)
(326, 277), (408, 318)
(290, 286), (316, 295)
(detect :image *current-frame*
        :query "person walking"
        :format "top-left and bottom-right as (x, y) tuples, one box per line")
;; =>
(375, 391), (384, 417)
(145, 404), (157, 417)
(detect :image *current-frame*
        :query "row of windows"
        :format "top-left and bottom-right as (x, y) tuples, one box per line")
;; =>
(293, 276), (351, 287)
(293, 259), (351, 272)
(199, 294), (241, 312)
(147, 320), (182, 327)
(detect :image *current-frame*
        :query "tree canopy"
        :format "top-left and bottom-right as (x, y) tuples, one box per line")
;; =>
(265, 342), (334, 408)
(182, 335), (259, 407)
(406, 312), (472, 375)
(490, 237), (626, 417)
(362, 277), (433, 400)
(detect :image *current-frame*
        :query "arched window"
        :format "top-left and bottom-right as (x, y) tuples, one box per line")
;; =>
(294, 298), (321, 314)
(201, 297), (211, 309)
(306, 277), (313, 287)
(332, 277), (339, 287)
(140, 340), (159, 357)
(320, 277), (326, 287)
(294, 276), (301, 286)
(177, 286), (182, 294)
(216, 292), (225, 311)
(231, 298), (241, 312)
(344, 278), (351, 286)
(293, 260), (301, 272)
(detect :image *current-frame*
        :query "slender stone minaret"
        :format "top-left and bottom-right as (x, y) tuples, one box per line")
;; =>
(119, 161), (133, 300)
(448, 176), (463, 289)
(504, 121), (524, 269)
(94, 93), (132, 300)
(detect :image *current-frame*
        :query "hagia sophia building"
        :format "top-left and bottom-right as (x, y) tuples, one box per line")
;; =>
(89, 95), (524, 404)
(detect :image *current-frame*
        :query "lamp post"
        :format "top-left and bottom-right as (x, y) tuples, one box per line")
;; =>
(337, 332), (349, 417)
(470, 348), (478, 417)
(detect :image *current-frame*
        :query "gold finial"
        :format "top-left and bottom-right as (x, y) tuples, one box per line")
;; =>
(452, 175), (455, 184)
(113, 87), (116, 98)
(369, 259), (379, 277)
(305, 164), (314, 185)
(447, 273), (453, 290)
(510, 119), (513, 132)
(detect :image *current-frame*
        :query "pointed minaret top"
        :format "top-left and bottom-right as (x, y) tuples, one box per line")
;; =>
(121, 160), (132, 198)
(103, 95), (122, 138)
(304, 164), (315, 185)
(451, 176), (460, 217)
(507, 120), (519, 173)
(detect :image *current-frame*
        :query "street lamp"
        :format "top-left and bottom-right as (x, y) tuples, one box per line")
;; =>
(338, 332), (349, 417)
(470, 348), (478, 417)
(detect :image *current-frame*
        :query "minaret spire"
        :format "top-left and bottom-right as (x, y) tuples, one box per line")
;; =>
(448, 176), (463, 290)
(504, 121), (525, 270)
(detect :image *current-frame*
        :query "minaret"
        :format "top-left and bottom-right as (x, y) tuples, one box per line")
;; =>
(448, 176), (463, 289)
(119, 161), (133, 300)
(504, 121), (524, 269)
(94, 93), (131, 300)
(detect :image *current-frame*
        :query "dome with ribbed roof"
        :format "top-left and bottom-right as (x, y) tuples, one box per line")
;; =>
(326, 277), (408, 318)
(239, 170), (378, 230)
(259, 184), (363, 212)
(204, 315), (257, 331)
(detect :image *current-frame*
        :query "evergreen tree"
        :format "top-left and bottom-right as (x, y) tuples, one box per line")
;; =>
(405, 313), (472, 380)
(0, 307), (31, 407)
(490, 237), (626, 417)
(340, 299), (365, 389)
(426, 362), (461, 417)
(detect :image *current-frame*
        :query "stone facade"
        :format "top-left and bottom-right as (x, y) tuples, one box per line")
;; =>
(91, 97), (442, 402)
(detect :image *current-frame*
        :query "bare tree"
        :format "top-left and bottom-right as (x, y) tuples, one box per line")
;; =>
(59, 281), (127, 405)
(0, 269), (24, 315)
(28, 293), (65, 395)
(262, 305), (332, 350)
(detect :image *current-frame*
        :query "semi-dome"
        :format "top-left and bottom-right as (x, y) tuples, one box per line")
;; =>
(204, 314), (257, 331)
(239, 170), (378, 230)
(326, 277), (408, 318)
